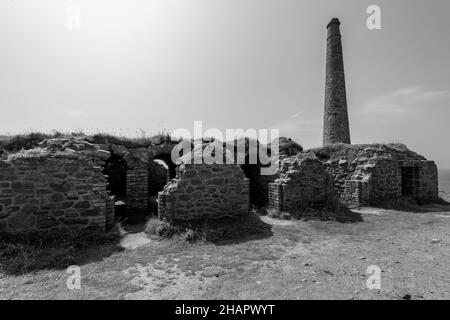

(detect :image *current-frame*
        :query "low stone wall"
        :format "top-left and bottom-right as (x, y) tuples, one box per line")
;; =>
(268, 157), (337, 212)
(158, 164), (249, 221)
(0, 150), (113, 234)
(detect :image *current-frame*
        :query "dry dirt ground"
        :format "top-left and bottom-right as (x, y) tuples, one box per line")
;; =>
(0, 205), (449, 300)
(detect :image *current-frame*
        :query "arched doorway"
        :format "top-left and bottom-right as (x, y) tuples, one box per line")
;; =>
(103, 154), (127, 199)
(153, 153), (177, 180)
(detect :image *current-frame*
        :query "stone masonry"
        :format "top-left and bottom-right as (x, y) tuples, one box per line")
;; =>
(0, 144), (113, 234)
(318, 144), (440, 206)
(158, 164), (249, 221)
(268, 156), (337, 212)
(343, 158), (402, 206)
(126, 163), (149, 215)
(157, 143), (250, 221)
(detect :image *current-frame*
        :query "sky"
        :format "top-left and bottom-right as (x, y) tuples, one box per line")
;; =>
(0, 0), (449, 168)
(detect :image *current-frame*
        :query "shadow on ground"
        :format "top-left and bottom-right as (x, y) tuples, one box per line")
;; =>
(0, 229), (124, 275)
(373, 197), (450, 213)
(145, 212), (274, 245)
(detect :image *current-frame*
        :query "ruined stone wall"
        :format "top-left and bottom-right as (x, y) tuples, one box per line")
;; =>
(0, 152), (113, 234)
(148, 160), (168, 195)
(323, 159), (355, 202)
(325, 158), (402, 206)
(356, 159), (402, 205)
(258, 173), (278, 206)
(268, 157), (337, 212)
(398, 160), (439, 203)
(126, 164), (149, 215)
(318, 144), (440, 206)
(158, 164), (249, 221)
(103, 142), (176, 216)
(417, 161), (439, 202)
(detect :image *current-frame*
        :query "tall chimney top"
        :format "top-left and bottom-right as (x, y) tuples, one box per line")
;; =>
(327, 18), (340, 28)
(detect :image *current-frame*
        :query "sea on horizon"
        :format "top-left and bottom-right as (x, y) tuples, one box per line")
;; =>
(439, 169), (450, 201)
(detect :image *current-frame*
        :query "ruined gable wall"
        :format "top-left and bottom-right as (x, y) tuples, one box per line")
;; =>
(158, 164), (249, 221)
(356, 159), (402, 205)
(0, 152), (112, 234)
(326, 158), (401, 206)
(323, 159), (356, 203)
(268, 157), (337, 212)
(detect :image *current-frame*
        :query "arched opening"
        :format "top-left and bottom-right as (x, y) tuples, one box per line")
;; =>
(104, 154), (127, 199)
(232, 137), (275, 208)
(104, 154), (127, 220)
(240, 164), (267, 207)
(153, 153), (177, 180)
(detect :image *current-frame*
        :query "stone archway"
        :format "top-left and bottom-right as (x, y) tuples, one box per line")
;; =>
(103, 154), (127, 200)
(153, 153), (177, 180)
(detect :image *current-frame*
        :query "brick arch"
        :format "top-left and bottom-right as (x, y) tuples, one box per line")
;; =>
(152, 153), (176, 180)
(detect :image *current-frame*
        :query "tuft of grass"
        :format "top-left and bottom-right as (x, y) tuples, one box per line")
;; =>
(0, 132), (53, 152)
(145, 213), (272, 243)
(88, 132), (177, 148)
(0, 225), (122, 275)
(0, 131), (179, 155)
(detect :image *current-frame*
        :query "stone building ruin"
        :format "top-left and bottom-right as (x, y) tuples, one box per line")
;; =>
(0, 17), (444, 236)
(0, 135), (183, 234)
(0, 139), (115, 234)
(268, 156), (337, 213)
(317, 18), (440, 206)
(309, 144), (439, 206)
(157, 143), (250, 221)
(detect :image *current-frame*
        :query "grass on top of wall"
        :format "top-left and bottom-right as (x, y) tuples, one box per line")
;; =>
(307, 142), (422, 163)
(0, 130), (176, 154)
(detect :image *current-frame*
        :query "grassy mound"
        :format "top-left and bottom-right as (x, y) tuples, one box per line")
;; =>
(0, 131), (177, 154)
(308, 143), (426, 163)
(145, 213), (272, 243)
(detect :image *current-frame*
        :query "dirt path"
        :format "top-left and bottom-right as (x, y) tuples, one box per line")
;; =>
(1, 207), (449, 300)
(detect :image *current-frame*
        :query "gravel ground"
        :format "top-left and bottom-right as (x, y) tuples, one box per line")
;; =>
(1, 205), (449, 300)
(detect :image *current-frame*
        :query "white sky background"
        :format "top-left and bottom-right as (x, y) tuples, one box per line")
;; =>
(0, 0), (449, 168)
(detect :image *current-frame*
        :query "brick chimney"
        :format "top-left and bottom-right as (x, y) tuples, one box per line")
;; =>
(323, 18), (351, 145)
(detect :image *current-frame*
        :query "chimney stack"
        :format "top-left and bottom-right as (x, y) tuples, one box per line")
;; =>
(323, 18), (351, 146)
